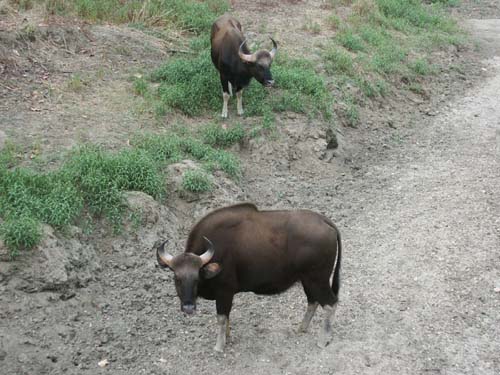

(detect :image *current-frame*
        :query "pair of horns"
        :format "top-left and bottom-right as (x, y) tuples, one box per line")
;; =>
(239, 37), (278, 63)
(157, 237), (215, 268)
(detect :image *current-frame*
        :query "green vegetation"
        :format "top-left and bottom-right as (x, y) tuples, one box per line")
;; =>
(13, 0), (228, 32)
(201, 123), (245, 148)
(182, 169), (213, 193)
(149, 51), (332, 120)
(0, 128), (242, 256)
(323, 0), (464, 109)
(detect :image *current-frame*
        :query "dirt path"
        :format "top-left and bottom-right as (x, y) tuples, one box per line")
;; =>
(1, 6), (499, 375)
(230, 19), (500, 375)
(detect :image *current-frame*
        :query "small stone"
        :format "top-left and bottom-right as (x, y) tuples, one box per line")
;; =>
(18, 353), (29, 363)
(98, 359), (109, 368)
(494, 287), (500, 293)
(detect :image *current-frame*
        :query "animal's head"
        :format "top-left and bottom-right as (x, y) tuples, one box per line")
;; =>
(239, 37), (277, 87)
(156, 237), (221, 315)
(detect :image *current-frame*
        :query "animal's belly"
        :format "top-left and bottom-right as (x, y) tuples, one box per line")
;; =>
(243, 278), (297, 295)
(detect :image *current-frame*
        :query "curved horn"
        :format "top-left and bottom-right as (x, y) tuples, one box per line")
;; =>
(269, 37), (277, 60)
(238, 40), (257, 63)
(156, 240), (174, 268)
(199, 236), (215, 265)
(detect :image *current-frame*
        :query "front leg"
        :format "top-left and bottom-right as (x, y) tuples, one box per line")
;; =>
(236, 88), (244, 116)
(220, 77), (230, 119)
(214, 293), (234, 352)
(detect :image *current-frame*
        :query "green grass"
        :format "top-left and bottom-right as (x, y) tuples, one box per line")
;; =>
(150, 51), (332, 119)
(322, 0), (463, 120)
(0, 128), (242, 256)
(181, 169), (213, 193)
(17, 0), (228, 33)
(201, 123), (245, 148)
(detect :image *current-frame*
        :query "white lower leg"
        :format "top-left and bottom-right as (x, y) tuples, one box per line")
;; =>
(226, 317), (230, 339)
(299, 302), (319, 333)
(214, 314), (228, 352)
(317, 304), (337, 348)
(221, 92), (230, 118)
(236, 90), (244, 116)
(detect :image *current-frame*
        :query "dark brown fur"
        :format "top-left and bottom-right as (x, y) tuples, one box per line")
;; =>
(158, 203), (341, 320)
(210, 15), (275, 94)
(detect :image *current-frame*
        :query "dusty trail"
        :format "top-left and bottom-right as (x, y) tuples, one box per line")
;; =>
(238, 20), (500, 374)
(242, 20), (500, 374)
(1, 7), (499, 375)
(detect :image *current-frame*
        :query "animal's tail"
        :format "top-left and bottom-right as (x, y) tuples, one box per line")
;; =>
(323, 216), (342, 298)
(331, 227), (341, 298)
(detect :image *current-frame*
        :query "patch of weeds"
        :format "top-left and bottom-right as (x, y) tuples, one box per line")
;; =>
(324, 47), (355, 76)
(152, 50), (220, 116)
(409, 58), (434, 76)
(67, 74), (86, 92)
(19, 23), (37, 41)
(322, 0), (462, 124)
(336, 28), (365, 52)
(133, 77), (148, 96)
(181, 169), (213, 193)
(114, 45), (132, 56)
(201, 123), (245, 148)
(0, 216), (41, 256)
(303, 17), (321, 34)
(0, 142), (20, 169)
(127, 209), (144, 231)
(327, 14), (341, 29)
(343, 97), (360, 127)
(205, 150), (240, 178)
(30, 0), (228, 33)
(356, 77), (387, 98)
(408, 82), (424, 94)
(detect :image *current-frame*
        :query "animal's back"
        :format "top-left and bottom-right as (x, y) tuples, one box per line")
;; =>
(211, 15), (245, 68)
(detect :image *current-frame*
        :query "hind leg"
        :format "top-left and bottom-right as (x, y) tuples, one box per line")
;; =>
(299, 283), (319, 332)
(301, 273), (338, 348)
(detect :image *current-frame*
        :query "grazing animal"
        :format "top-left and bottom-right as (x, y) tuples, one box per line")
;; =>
(156, 203), (342, 352)
(210, 15), (277, 118)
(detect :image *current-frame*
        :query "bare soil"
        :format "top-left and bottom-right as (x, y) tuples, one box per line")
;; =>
(1, 1), (499, 375)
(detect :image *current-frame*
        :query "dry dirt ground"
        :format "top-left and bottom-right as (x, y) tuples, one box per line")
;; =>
(1, 1), (499, 375)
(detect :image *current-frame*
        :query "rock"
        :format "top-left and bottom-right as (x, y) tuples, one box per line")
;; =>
(13, 225), (100, 292)
(18, 353), (29, 363)
(98, 358), (109, 368)
(124, 191), (161, 225)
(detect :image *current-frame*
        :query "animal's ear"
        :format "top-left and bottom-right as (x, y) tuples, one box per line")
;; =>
(202, 263), (222, 279)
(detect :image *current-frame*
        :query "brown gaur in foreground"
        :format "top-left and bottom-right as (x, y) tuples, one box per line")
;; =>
(210, 15), (277, 118)
(156, 203), (342, 352)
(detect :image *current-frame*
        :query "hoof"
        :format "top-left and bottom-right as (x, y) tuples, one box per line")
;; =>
(214, 345), (224, 353)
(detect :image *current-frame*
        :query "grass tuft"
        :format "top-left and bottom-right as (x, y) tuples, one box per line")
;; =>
(181, 169), (213, 193)
(201, 123), (245, 148)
